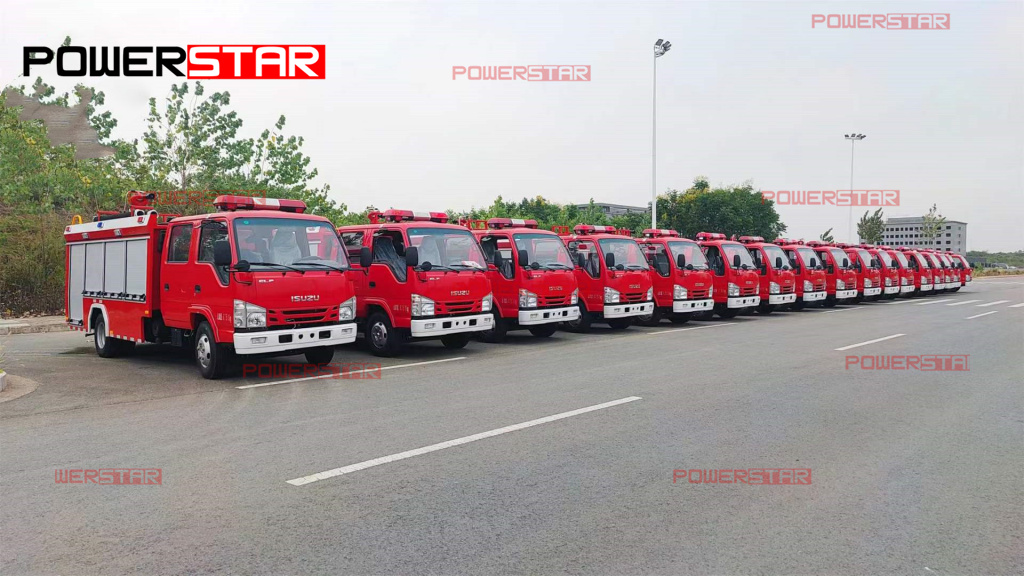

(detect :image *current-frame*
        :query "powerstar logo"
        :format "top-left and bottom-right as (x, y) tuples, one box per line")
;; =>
(23, 45), (325, 79)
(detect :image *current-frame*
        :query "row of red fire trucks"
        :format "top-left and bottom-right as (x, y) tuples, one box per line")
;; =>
(64, 193), (972, 378)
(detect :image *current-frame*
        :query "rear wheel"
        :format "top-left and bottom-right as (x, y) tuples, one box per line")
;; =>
(366, 311), (404, 357)
(528, 325), (558, 338)
(304, 346), (334, 366)
(564, 303), (592, 333)
(195, 321), (230, 379)
(607, 317), (632, 330)
(93, 316), (134, 358)
(441, 333), (471, 349)
(478, 311), (507, 343)
(635, 307), (663, 327)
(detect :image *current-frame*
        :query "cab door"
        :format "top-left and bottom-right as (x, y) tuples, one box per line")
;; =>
(161, 222), (196, 327)
(194, 219), (233, 337)
(480, 233), (516, 318)
(568, 239), (602, 311)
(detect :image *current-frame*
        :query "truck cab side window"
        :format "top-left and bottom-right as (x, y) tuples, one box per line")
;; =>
(341, 232), (365, 262)
(167, 224), (193, 263)
(647, 244), (671, 277)
(480, 236), (513, 279)
(198, 222), (229, 284)
(570, 240), (600, 279)
(704, 246), (725, 275)
(372, 230), (407, 282)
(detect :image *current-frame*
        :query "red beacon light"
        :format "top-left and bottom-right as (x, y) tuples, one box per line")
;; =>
(833, 242), (853, 249)
(487, 218), (538, 229)
(642, 229), (679, 238)
(369, 209), (449, 224)
(857, 243), (876, 249)
(695, 232), (726, 241)
(737, 236), (765, 244)
(805, 240), (831, 247)
(214, 195), (307, 213)
(774, 238), (804, 245)
(573, 224), (617, 235)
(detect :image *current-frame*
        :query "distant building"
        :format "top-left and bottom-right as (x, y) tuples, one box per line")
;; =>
(865, 217), (967, 255)
(573, 203), (649, 217)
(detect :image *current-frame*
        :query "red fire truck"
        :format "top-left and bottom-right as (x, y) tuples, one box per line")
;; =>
(933, 251), (958, 292)
(64, 192), (358, 378)
(774, 239), (827, 309)
(948, 252), (973, 289)
(883, 247), (917, 297)
(694, 232), (760, 318)
(806, 241), (858, 306)
(735, 236), (797, 314)
(896, 247), (934, 295)
(462, 218), (579, 340)
(837, 243), (883, 301)
(861, 244), (901, 299)
(920, 250), (951, 292)
(555, 224), (654, 330)
(337, 210), (494, 356)
(635, 229), (715, 324)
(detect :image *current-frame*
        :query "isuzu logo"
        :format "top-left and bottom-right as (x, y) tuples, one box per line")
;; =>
(695, 283), (704, 287)
(549, 286), (563, 291)
(629, 284), (641, 289)
(291, 295), (320, 302)
(451, 290), (470, 296)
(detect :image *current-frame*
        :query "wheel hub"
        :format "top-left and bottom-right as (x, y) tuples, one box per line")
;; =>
(370, 322), (388, 348)
(196, 334), (212, 368)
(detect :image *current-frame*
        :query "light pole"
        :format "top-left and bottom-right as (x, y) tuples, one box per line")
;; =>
(845, 133), (866, 241)
(652, 39), (671, 229)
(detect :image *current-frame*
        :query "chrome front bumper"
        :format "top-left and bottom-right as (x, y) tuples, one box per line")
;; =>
(518, 305), (580, 326)
(233, 322), (357, 355)
(411, 313), (493, 337)
(673, 298), (714, 313)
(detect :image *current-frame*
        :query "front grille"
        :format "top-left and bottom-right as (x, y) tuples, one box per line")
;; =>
(435, 300), (481, 316)
(814, 282), (825, 291)
(741, 286), (758, 296)
(781, 285), (795, 294)
(538, 294), (570, 307)
(268, 306), (338, 328)
(690, 289), (709, 299)
(622, 291), (647, 303)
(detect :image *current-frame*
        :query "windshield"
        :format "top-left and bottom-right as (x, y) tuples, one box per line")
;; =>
(855, 249), (877, 268)
(876, 250), (896, 268)
(408, 227), (487, 270)
(914, 253), (931, 268)
(598, 238), (649, 270)
(796, 247), (820, 268)
(233, 217), (349, 270)
(513, 233), (574, 269)
(667, 240), (709, 270)
(893, 251), (909, 268)
(761, 245), (790, 270)
(722, 243), (756, 270)
(827, 248), (850, 268)
(938, 254), (952, 267)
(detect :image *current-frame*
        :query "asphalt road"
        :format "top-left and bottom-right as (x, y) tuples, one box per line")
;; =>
(1, 278), (1022, 575)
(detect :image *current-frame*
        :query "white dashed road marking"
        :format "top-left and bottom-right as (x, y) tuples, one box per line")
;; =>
(946, 300), (980, 306)
(834, 333), (905, 352)
(966, 311), (998, 320)
(915, 299), (952, 306)
(977, 300), (1009, 307)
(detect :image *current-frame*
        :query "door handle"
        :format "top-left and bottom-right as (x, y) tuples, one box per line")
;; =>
(164, 284), (169, 291)
(194, 285), (201, 293)
(369, 281), (376, 288)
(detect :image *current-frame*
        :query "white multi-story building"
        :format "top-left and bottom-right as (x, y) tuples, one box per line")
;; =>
(864, 217), (967, 255)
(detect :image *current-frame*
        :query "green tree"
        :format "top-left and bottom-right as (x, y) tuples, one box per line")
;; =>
(820, 228), (835, 243)
(657, 178), (786, 239)
(857, 208), (885, 244)
(920, 203), (946, 249)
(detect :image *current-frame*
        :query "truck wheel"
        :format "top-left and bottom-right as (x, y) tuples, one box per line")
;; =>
(792, 300), (806, 311)
(607, 318), (632, 330)
(479, 311), (507, 343)
(564, 303), (591, 333)
(757, 302), (775, 315)
(528, 325), (557, 338)
(441, 333), (471, 349)
(304, 346), (335, 366)
(195, 321), (229, 379)
(93, 316), (133, 358)
(823, 297), (837, 308)
(366, 312), (404, 357)
(669, 313), (690, 324)
(716, 305), (738, 319)
(636, 307), (662, 327)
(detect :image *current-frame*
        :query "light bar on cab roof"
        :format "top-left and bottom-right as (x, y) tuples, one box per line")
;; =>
(857, 243), (877, 249)
(833, 242), (854, 248)
(737, 236), (765, 244)
(642, 229), (679, 238)
(805, 240), (831, 247)
(774, 238), (804, 245)
(370, 209), (449, 224)
(214, 195), (307, 213)
(487, 218), (538, 229)
(695, 232), (726, 241)
(573, 224), (617, 234)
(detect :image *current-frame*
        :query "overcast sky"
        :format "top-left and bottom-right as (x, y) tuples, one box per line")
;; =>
(2, 0), (1022, 250)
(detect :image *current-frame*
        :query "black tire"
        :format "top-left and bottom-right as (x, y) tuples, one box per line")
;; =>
(669, 313), (691, 324)
(478, 311), (507, 343)
(757, 302), (775, 315)
(823, 296), (837, 308)
(716, 305), (738, 319)
(564, 303), (592, 333)
(93, 316), (133, 358)
(694, 310), (714, 321)
(441, 333), (471, 349)
(635, 307), (663, 327)
(194, 321), (230, 379)
(792, 299), (806, 311)
(528, 325), (558, 338)
(607, 317), (632, 330)
(304, 346), (335, 366)
(366, 311), (404, 357)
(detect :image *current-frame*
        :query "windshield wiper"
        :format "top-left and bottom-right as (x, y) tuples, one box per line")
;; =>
(625, 265), (649, 271)
(449, 263), (483, 271)
(541, 263), (573, 270)
(298, 262), (348, 272)
(245, 261), (305, 274)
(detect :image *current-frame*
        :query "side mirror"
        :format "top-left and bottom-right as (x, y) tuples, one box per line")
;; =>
(842, 258), (849, 268)
(774, 256), (783, 269)
(576, 252), (585, 268)
(605, 252), (616, 268)
(809, 257), (818, 269)
(870, 258), (878, 268)
(517, 249), (529, 268)
(676, 253), (686, 269)
(359, 246), (372, 268)
(405, 246), (419, 268)
(732, 254), (741, 268)
(213, 239), (232, 267)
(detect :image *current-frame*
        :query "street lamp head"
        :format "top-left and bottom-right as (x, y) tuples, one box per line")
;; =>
(655, 39), (664, 46)
(654, 39), (671, 57)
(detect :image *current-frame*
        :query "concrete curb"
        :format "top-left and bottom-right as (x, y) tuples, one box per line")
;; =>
(0, 322), (69, 336)
(0, 372), (6, 392)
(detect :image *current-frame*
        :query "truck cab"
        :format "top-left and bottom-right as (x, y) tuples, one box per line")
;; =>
(465, 218), (580, 341)
(694, 232), (761, 318)
(775, 239), (827, 309)
(65, 193), (358, 378)
(885, 248), (917, 297)
(837, 243), (883, 301)
(896, 247), (934, 296)
(862, 245), (901, 299)
(635, 229), (715, 325)
(338, 210), (494, 356)
(935, 252), (958, 292)
(949, 252), (973, 288)
(735, 236), (797, 314)
(807, 241), (858, 306)
(920, 251), (950, 292)
(556, 224), (654, 331)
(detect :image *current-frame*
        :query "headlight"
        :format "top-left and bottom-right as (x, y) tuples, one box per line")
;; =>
(769, 282), (780, 295)
(338, 296), (355, 321)
(519, 289), (538, 309)
(864, 279), (872, 288)
(901, 277), (908, 285)
(967, 275), (972, 281)
(885, 277), (892, 286)
(673, 285), (688, 300)
(411, 294), (435, 317)
(570, 288), (579, 305)
(234, 300), (266, 329)
(646, 288), (654, 301)
(803, 280), (813, 292)
(708, 286), (713, 297)
(727, 283), (739, 297)
(836, 279), (846, 290)
(481, 293), (493, 312)
(604, 287), (620, 303)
